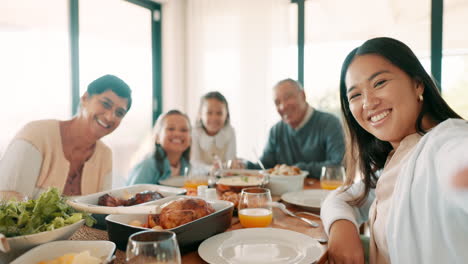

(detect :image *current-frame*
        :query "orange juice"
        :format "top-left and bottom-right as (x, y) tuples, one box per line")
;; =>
(184, 180), (208, 189)
(238, 208), (272, 228)
(321, 180), (343, 190)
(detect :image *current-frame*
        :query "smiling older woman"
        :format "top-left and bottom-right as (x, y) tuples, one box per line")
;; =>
(320, 37), (468, 264)
(0, 75), (132, 199)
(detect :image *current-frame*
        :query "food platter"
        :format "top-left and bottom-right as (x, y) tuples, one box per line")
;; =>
(105, 196), (234, 251)
(67, 184), (186, 215)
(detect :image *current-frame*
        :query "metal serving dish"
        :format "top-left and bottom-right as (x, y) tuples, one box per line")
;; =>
(105, 195), (234, 253)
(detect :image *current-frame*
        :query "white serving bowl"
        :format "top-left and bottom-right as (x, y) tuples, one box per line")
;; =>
(0, 219), (85, 263)
(11, 240), (115, 264)
(266, 170), (309, 196)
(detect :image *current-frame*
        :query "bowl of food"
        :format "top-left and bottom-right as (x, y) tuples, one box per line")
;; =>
(105, 195), (234, 253)
(0, 188), (94, 263)
(215, 169), (267, 208)
(11, 240), (115, 264)
(265, 164), (309, 195)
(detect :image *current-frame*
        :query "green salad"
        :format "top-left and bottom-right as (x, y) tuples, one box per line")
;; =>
(0, 188), (95, 237)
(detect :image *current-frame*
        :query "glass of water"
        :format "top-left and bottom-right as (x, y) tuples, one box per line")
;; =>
(126, 230), (181, 264)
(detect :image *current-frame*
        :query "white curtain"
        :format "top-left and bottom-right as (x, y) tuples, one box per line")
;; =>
(184, 0), (297, 161)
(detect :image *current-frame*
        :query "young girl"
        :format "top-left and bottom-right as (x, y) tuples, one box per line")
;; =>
(127, 110), (191, 185)
(191, 91), (237, 168)
(321, 37), (468, 264)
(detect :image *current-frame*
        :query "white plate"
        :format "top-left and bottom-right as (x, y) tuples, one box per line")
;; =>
(67, 184), (186, 214)
(281, 189), (331, 209)
(11, 240), (115, 264)
(198, 228), (323, 264)
(159, 176), (185, 187)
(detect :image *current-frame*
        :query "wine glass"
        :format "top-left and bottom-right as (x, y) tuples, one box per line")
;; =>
(126, 230), (181, 264)
(238, 187), (273, 228)
(320, 165), (346, 190)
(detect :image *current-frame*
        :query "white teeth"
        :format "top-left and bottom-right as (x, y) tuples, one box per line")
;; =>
(96, 119), (110, 128)
(171, 139), (182, 144)
(370, 110), (390, 122)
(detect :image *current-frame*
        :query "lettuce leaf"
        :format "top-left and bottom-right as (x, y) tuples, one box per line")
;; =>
(0, 188), (95, 237)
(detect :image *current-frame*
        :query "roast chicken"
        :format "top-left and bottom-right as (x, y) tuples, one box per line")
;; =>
(147, 198), (215, 229)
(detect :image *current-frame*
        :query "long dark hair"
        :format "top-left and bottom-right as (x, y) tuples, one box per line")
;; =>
(339, 37), (461, 204)
(153, 110), (191, 173)
(196, 91), (231, 130)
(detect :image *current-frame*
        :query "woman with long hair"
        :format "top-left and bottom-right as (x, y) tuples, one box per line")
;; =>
(321, 37), (468, 263)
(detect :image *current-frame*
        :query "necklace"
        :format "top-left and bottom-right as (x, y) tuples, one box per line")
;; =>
(64, 163), (84, 196)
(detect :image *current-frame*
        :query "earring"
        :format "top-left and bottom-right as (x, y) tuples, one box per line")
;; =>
(419, 94), (424, 102)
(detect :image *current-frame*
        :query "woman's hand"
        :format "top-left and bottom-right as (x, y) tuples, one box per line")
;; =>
(327, 219), (365, 264)
(452, 167), (468, 189)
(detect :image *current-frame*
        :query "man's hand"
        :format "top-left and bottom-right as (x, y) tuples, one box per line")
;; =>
(327, 220), (365, 264)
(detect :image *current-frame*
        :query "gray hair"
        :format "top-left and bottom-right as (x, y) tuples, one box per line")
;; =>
(274, 78), (304, 91)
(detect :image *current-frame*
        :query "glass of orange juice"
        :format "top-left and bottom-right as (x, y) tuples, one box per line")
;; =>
(320, 165), (345, 190)
(184, 166), (209, 194)
(238, 187), (273, 228)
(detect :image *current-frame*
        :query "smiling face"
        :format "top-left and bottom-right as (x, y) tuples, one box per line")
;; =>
(157, 114), (191, 155)
(273, 82), (308, 128)
(80, 90), (128, 139)
(201, 98), (228, 136)
(345, 54), (424, 147)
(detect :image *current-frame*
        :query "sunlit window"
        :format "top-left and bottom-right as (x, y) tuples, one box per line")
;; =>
(80, 0), (153, 186)
(0, 0), (70, 155)
(442, 0), (468, 119)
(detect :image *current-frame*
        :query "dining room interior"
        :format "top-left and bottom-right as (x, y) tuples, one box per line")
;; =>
(1, 0), (467, 187)
(1, 0), (468, 263)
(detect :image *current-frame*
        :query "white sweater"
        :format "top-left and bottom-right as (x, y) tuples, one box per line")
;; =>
(321, 119), (468, 264)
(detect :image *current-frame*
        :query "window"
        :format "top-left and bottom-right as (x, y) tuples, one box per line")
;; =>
(0, 0), (70, 155)
(442, 0), (468, 119)
(79, 0), (153, 186)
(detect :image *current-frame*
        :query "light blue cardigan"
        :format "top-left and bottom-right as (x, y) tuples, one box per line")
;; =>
(126, 146), (190, 185)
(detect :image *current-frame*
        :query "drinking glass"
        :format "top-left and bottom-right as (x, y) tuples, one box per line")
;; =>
(184, 166), (209, 195)
(320, 165), (346, 190)
(126, 230), (181, 264)
(238, 187), (273, 228)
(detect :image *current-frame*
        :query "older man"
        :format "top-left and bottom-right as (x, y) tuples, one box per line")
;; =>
(247, 78), (345, 179)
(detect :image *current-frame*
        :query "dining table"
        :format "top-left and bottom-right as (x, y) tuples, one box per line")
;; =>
(69, 179), (328, 264)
